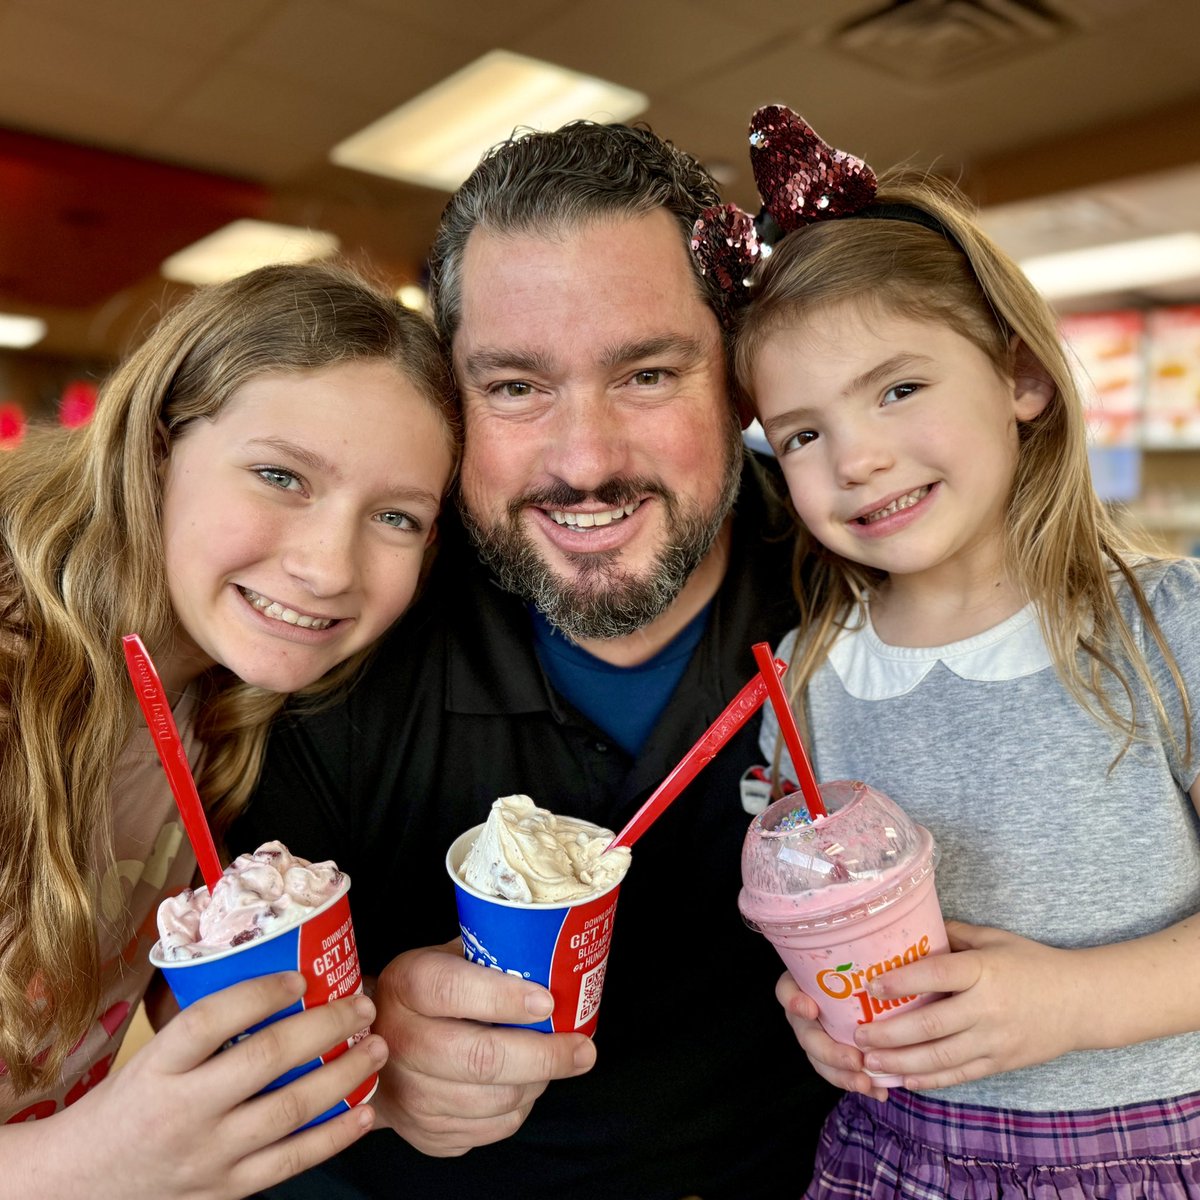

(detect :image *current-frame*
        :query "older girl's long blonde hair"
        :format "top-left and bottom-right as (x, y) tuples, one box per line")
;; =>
(734, 170), (1190, 780)
(0, 262), (457, 1093)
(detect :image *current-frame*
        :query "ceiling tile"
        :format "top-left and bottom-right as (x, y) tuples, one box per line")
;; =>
(134, 68), (372, 180)
(340, 0), (567, 45)
(684, 0), (876, 32)
(0, 7), (205, 144)
(8, 0), (280, 52)
(514, 0), (773, 93)
(229, 0), (488, 107)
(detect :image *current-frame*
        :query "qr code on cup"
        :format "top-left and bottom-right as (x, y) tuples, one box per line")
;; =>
(574, 959), (609, 1028)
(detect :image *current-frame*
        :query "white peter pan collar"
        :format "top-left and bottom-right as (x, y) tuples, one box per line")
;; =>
(827, 602), (1053, 700)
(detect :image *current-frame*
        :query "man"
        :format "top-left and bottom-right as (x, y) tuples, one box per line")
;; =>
(233, 119), (837, 1199)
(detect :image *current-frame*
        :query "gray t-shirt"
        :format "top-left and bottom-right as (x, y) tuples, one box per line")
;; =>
(760, 558), (1200, 1110)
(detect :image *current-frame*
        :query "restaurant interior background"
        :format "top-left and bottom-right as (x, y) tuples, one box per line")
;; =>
(1, 0), (1199, 564)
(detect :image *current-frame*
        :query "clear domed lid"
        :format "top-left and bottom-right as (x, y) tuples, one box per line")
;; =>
(739, 780), (935, 929)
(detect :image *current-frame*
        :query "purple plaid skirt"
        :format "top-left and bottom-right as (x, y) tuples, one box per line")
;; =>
(803, 1088), (1200, 1198)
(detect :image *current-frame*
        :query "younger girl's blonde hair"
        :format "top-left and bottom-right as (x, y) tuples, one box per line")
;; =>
(734, 170), (1189, 780)
(0, 261), (458, 1094)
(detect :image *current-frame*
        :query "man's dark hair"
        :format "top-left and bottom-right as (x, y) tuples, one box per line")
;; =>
(429, 120), (723, 344)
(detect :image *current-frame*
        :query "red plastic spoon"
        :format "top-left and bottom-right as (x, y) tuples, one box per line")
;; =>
(751, 641), (826, 819)
(122, 634), (223, 891)
(606, 658), (789, 853)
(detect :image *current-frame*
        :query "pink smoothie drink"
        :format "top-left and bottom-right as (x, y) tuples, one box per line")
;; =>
(739, 780), (948, 1088)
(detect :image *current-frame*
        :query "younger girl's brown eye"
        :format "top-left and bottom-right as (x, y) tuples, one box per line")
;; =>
(781, 430), (818, 454)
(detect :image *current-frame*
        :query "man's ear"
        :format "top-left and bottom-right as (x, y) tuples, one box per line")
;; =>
(1010, 337), (1055, 421)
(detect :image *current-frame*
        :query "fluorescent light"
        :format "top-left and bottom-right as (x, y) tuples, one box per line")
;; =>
(161, 220), (339, 286)
(0, 314), (46, 348)
(331, 49), (647, 191)
(1020, 233), (1200, 300)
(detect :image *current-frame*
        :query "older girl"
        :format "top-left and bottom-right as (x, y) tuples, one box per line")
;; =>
(0, 262), (458, 1197)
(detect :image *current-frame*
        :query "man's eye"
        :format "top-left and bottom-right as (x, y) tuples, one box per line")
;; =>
(256, 466), (302, 490)
(632, 370), (665, 386)
(780, 430), (818, 454)
(497, 381), (534, 398)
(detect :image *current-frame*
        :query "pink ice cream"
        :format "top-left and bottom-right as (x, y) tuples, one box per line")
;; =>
(155, 840), (345, 961)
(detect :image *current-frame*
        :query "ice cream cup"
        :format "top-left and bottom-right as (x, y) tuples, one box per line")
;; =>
(738, 781), (949, 1087)
(446, 826), (624, 1036)
(149, 876), (377, 1127)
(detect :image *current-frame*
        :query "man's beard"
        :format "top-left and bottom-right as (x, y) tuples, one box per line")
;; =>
(460, 418), (745, 642)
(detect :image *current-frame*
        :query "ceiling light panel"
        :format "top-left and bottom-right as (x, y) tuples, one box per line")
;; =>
(331, 50), (647, 192)
(0, 314), (47, 348)
(1020, 233), (1200, 301)
(161, 220), (339, 286)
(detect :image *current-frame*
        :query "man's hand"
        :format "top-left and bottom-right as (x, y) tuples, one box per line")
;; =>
(371, 941), (596, 1156)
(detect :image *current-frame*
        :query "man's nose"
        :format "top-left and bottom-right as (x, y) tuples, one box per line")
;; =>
(540, 392), (631, 493)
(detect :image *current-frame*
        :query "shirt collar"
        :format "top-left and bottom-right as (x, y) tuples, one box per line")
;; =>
(827, 601), (1053, 700)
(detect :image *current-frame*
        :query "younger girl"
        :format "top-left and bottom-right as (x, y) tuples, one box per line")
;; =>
(0, 262), (458, 1197)
(729, 129), (1200, 1194)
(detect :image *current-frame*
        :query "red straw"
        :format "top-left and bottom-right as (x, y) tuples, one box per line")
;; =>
(750, 641), (826, 820)
(607, 658), (788, 852)
(121, 634), (223, 892)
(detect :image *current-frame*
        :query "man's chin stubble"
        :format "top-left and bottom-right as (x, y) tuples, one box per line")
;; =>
(459, 459), (743, 641)
(461, 519), (696, 641)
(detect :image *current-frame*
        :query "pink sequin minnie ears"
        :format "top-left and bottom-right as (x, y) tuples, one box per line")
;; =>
(690, 106), (876, 307)
(690, 105), (948, 321)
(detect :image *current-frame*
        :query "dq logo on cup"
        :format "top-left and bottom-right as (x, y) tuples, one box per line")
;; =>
(447, 830), (622, 1037)
(150, 881), (376, 1128)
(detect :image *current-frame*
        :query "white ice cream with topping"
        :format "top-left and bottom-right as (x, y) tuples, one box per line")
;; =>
(459, 794), (632, 904)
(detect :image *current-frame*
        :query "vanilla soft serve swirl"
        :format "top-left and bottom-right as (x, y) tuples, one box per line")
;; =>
(459, 795), (631, 904)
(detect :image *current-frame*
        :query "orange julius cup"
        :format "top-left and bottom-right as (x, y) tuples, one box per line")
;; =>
(738, 780), (948, 1087)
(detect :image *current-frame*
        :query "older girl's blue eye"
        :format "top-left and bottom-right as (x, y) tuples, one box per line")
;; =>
(378, 511), (418, 530)
(257, 467), (301, 490)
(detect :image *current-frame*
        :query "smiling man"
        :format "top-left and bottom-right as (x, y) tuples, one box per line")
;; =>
(453, 207), (743, 658)
(233, 120), (837, 1200)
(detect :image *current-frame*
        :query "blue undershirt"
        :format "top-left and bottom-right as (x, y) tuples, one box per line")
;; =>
(529, 603), (712, 756)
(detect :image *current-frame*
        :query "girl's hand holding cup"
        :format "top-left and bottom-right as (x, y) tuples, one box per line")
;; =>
(13, 973), (386, 1200)
(774, 971), (890, 1102)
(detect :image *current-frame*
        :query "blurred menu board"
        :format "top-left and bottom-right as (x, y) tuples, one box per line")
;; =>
(1144, 305), (1200, 446)
(1058, 311), (1144, 447)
